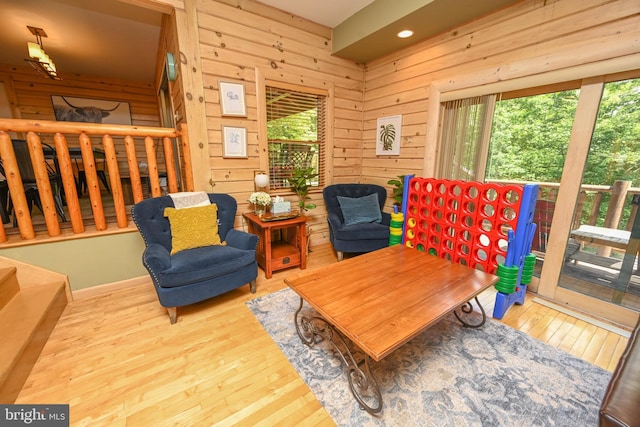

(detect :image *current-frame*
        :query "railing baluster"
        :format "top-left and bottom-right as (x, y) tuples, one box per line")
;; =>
(599, 180), (631, 257)
(103, 135), (128, 228)
(124, 136), (144, 204)
(79, 133), (106, 231)
(26, 133), (61, 237)
(163, 136), (179, 193)
(145, 136), (162, 198)
(588, 192), (603, 226)
(0, 132), (34, 240)
(180, 123), (194, 192)
(54, 133), (84, 234)
(574, 190), (587, 230)
(0, 214), (6, 242)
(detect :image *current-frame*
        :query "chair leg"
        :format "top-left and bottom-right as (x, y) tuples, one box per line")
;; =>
(337, 251), (344, 262)
(77, 171), (87, 195)
(53, 189), (67, 222)
(97, 171), (111, 193)
(249, 279), (257, 294)
(0, 183), (9, 224)
(167, 307), (177, 324)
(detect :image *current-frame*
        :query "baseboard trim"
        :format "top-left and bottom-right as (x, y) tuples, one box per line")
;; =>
(532, 297), (631, 337)
(73, 276), (150, 300)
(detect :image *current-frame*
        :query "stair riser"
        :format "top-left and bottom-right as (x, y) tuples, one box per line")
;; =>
(0, 268), (19, 310)
(0, 283), (67, 404)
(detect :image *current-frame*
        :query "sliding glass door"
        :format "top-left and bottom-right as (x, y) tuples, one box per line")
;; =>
(437, 71), (640, 325)
(557, 78), (640, 311)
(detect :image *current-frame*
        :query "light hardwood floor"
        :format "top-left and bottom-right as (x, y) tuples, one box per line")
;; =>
(16, 243), (629, 426)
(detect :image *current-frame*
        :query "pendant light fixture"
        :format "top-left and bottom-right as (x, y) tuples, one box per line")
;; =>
(24, 26), (61, 80)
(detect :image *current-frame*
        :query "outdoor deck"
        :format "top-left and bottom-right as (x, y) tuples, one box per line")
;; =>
(535, 250), (640, 311)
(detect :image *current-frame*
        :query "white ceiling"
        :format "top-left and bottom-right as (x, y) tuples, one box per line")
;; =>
(0, 0), (163, 82)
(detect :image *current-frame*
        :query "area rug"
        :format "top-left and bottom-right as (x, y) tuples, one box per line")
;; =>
(246, 288), (612, 426)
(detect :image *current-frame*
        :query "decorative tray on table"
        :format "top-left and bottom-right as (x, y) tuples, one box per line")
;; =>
(259, 212), (300, 222)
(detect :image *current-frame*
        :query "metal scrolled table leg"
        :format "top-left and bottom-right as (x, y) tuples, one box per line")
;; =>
(454, 296), (487, 328)
(294, 297), (383, 414)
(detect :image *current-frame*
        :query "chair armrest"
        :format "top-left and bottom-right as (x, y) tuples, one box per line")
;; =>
(142, 243), (171, 272)
(381, 212), (391, 225)
(225, 229), (259, 250)
(327, 212), (344, 231)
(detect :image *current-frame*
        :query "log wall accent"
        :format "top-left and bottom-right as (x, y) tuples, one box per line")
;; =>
(2, 0), (637, 250)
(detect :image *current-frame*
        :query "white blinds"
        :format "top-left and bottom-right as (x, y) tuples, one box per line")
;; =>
(266, 85), (326, 190)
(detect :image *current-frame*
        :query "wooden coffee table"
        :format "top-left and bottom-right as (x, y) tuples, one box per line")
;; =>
(284, 244), (499, 414)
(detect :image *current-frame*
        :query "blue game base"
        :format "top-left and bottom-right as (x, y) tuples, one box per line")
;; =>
(492, 284), (527, 319)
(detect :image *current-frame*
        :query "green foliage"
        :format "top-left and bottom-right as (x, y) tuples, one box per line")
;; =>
(487, 79), (640, 186)
(486, 78), (640, 227)
(379, 124), (396, 151)
(585, 79), (640, 187)
(267, 109), (317, 141)
(486, 89), (578, 182)
(287, 166), (318, 212)
(387, 175), (405, 206)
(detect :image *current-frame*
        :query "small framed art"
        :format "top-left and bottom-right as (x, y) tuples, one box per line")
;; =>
(222, 126), (247, 158)
(219, 81), (247, 117)
(376, 114), (402, 156)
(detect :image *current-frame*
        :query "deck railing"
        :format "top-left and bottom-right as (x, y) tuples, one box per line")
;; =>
(0, 119), (193, 244)
(489, 178), (639, 254)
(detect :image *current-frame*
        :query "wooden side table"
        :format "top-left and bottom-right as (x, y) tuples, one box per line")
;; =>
(242, 212), (309, 279)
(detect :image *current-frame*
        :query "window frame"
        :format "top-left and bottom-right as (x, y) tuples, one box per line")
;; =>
(256, 76), (332, 196)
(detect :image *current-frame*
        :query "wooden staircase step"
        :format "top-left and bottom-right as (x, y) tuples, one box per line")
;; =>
(0, 267), (19, 310)
(0, 279), (67, 403)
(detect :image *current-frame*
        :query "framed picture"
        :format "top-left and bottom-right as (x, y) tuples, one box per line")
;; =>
(222, 126), (247, 158)
(376, 114), (402, 156)
(219, 81), (247, 117)
(51, 95), (132, 125)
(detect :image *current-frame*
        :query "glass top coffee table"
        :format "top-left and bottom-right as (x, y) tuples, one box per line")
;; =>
(284, 244), (499, 414)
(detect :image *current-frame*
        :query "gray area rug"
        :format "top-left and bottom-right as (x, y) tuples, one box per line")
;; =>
(246, 288), (611, 426)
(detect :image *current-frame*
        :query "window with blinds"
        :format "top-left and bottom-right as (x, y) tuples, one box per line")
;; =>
(266, 85), (326, 190)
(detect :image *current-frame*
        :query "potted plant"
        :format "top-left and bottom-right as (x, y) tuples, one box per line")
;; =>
(287, 166), (318, 254)
(287, 166), (318, 214)
(387, 175), (405, 209)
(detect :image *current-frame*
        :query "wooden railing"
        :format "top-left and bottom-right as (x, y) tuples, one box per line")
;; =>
(489, 178), (639, 257)
(489, 179), (639, 230)
(0, 119), (194, 244)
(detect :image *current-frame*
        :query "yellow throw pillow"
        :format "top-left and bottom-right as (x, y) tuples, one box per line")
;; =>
(164, 203), (221, 254)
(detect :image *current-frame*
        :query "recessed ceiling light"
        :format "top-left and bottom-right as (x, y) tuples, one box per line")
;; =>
(397, 30), (413, 38)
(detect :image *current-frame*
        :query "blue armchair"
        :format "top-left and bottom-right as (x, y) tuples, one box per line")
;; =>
(323, 184), (390, 261)
(132, 193), (258, 324)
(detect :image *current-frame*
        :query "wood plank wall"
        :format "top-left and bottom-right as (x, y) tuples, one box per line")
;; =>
(192, 0), (366, 243)
(3, 0), (637, 251)
(0, 64), (161, 172)
(361, 0), (640, 188)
